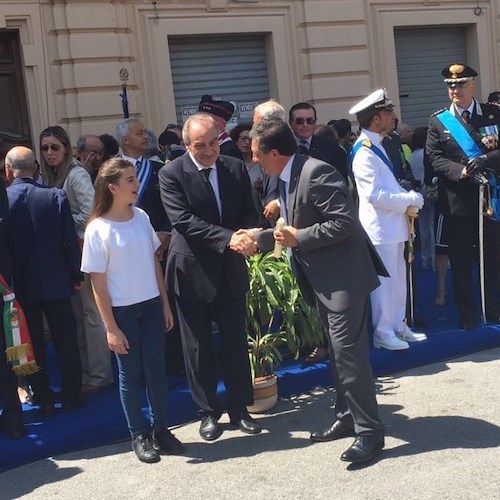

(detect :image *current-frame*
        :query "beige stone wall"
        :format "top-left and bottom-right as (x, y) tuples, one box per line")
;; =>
(0, 0), (499, 146)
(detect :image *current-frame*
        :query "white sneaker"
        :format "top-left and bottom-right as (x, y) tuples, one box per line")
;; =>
(396, 326), (427, 343)
(373, 336), (410, 350)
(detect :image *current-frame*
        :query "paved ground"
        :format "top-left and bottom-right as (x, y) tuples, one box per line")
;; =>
(2, 347), (500, 500)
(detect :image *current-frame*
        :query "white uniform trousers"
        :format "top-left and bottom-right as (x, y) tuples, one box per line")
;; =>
(370, 242), (407, 341)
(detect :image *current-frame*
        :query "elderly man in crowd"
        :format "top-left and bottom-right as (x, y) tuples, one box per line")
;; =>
(5, 146), (83, 415)
(0, 172), (25, 439)
(159, 113), (260, 442)
(76, 134), (104, 181)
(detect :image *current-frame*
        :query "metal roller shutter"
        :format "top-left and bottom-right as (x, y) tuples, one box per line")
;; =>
(168, 34), (270, 127)
(395, 27), (467, 128)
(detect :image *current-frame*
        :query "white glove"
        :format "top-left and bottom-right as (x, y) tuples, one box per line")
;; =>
(407, 190), (424, 210)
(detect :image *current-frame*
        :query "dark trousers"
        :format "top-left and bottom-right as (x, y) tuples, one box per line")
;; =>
(0, 319), (22, 418)
(317, 296), (384, 437)
(175, 287), (253, 418)
(447, 215), (479, 322)
(113, 297), (168, 437)
(22, 298), (82, 406)
(484, 217), (500, 318)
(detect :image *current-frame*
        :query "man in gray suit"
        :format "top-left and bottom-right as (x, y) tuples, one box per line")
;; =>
(250, 119), (386, 464)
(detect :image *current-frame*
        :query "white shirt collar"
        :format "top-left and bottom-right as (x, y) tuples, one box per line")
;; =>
(121, 153), (142, 167)
(189, 152), (216, 172)
(360, 128), (385, 147)
(293, 134), (312, 148)
(452, 99), (476, 116)
(279, 154), (295, 184)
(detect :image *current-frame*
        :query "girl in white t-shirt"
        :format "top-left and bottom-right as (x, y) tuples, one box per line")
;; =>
(81, 158), (183, 463)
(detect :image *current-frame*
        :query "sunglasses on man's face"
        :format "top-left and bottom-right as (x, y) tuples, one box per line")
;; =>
(293, 117), (317, 125)
(447, 81), (468, 89)
(41, 144), (62, 152)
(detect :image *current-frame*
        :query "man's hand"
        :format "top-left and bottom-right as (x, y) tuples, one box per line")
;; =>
(263, 199), (280, 221)
(274, 225), (298, 248)
(229, 229), (259, 256)
(155, 231), (171, 260)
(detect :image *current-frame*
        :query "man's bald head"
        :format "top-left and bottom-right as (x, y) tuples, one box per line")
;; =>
(5, 146), (37, 177)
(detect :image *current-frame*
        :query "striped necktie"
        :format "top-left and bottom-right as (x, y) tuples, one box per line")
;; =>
(461, 110), (470, 124)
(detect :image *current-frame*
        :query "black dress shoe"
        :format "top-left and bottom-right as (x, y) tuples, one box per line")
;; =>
(199, 415), (223, 441)
(460, 320), (476, 330)
(340, 435), (385, 463)
(152, 427), (185, 455)
(310, 419), (355, 442)
(132, 433), (160, 463)
(39, 403), (56, 417)
(5, 417), (27, 440)
(485, 315), (500, 324)
(229, 410), (262, 435)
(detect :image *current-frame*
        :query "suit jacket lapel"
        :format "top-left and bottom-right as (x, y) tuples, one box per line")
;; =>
(183, 155), (220, 222)
(288, 154), (306, 225)
(216, 157), (229, 223)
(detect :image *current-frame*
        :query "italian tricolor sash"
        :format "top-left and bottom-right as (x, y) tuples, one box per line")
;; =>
(0, 274), (39, 375)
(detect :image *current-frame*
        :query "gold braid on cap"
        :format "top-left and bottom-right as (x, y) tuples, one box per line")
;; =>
(449, 64), (465, 78)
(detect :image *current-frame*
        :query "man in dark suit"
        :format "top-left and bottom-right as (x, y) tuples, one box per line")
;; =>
(289, 102), (351, 362)
(159, 113), (261, 441)
(251, 119), (386, 464)
(289, 102), (349, 181)
(5, 146), (83, 415)
(426, 63), (500, 328)
(0, 175), (25, 439)
(198, 95), (243, 160)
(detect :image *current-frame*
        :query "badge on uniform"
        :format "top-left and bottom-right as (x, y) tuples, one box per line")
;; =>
(479, 124), (499, 149)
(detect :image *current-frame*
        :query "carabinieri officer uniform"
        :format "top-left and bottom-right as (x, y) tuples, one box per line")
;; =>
(426, 63), (500, 328)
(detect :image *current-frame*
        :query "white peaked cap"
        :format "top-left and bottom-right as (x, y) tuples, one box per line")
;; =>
(348, 88), (394, 115)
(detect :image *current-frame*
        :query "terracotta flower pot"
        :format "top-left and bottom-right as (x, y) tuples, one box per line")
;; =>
(247, 374), (278, 413)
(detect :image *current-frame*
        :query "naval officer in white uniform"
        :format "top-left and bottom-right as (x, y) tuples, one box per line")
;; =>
(350, 89), (426, 350)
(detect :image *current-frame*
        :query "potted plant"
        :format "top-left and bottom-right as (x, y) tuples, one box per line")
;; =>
(245, 252), (323, 413)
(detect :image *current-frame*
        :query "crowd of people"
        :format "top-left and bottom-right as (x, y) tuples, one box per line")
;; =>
(0, 61), (499, 466)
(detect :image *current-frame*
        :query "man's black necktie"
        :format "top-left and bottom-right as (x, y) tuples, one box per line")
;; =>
(297, 140), (309, 155)
(462, 110), (470, 124)
(201, 168), (220, 219)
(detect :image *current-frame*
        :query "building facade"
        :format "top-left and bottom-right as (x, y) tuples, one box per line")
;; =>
(1, 0), (499, 150)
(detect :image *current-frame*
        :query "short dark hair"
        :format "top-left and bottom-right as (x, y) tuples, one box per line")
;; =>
(99, 133), (119, 161)
(330, 118), (352, 139)
(158, 129), (180, 147)
(229, 123), (252, 142)
(357, 109), (381, 129)
(251, 119), (297, 156)
(488, 91), (500, 103)
(410, 126), (428, 151)
(289, 102), (317, 122)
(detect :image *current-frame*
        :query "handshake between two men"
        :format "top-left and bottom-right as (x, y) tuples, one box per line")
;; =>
(228, 224), (299, 257)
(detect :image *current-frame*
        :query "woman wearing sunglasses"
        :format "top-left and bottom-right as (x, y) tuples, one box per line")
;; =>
(40, 126), (113, 399)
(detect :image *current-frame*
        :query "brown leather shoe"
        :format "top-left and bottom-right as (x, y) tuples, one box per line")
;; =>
(304, 346), (329, 364)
